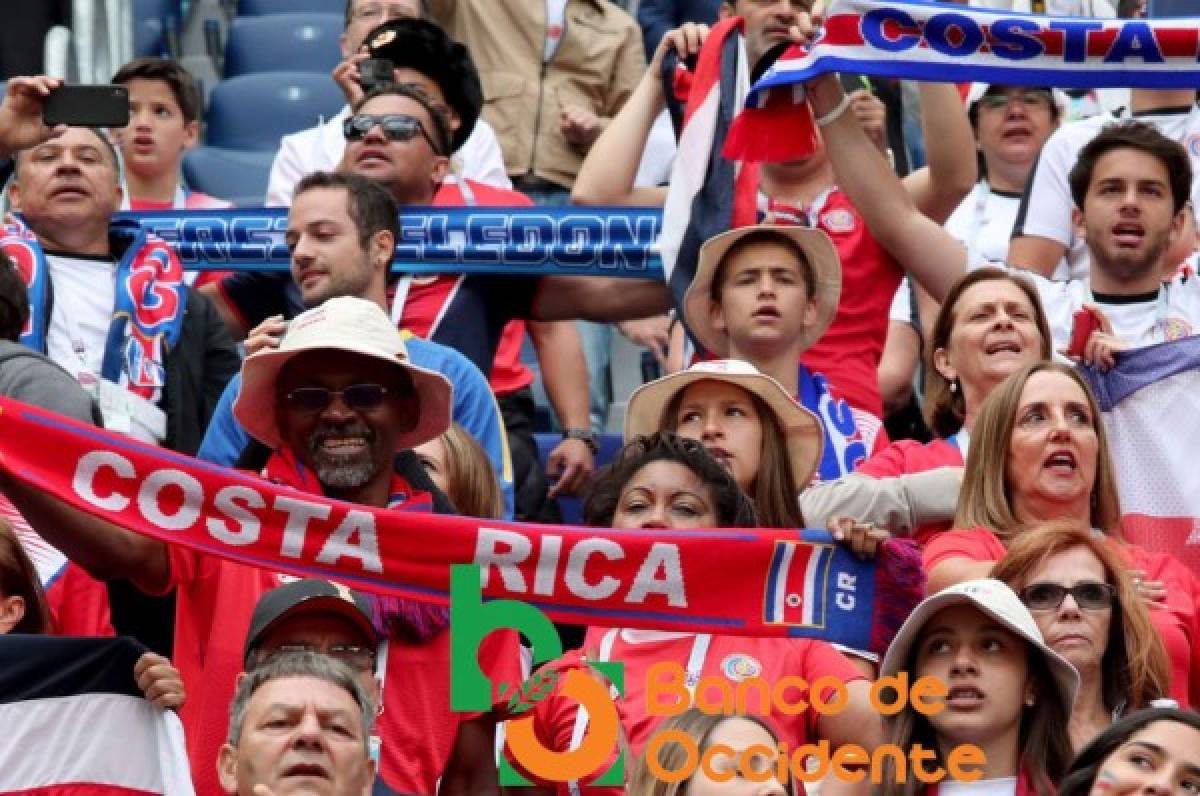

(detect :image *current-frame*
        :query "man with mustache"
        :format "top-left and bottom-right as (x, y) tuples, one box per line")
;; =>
(0, 294), (521, 795)
(0, 75), (241, 656)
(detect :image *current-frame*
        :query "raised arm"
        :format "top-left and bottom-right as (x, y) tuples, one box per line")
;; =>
(529, 321), (595, 498)
(809, 73), (967, 302)
(903, 81), (978, 223)
(0, 470), (170, 594)
(572, 24), (708, 208)
(0, 76), (66, 160)
(531, 276), (672, 323)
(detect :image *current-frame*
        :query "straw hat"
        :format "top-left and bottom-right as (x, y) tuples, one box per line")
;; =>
(880, 579), (1079, 720)
(683, 224), (841, 357)
(234, 296), (452, 452)
(624, 359), (824, 488)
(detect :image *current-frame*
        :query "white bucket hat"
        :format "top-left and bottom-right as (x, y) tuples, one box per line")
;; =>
(881, 579), (1079, 720)
(683, 224), (842, 358)
(233, 296), (453, 452)
(624, 360), (824, 488)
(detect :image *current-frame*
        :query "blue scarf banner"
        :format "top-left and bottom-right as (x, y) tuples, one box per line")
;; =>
(114, 206), (665, 277)
(751, 0), (1200, 104)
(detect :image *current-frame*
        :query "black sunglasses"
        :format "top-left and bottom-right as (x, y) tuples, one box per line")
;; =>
(1020, 581), (1115, 612)
(343, 113), (443, 153)
(285, 384), (390, 414)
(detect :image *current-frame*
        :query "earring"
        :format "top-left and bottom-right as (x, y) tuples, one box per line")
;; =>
(949, 379), (958, 395)
(1025, 694), (1036, 707)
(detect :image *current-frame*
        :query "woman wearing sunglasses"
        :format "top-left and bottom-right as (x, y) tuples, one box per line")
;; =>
(923, 361), (1200, 708)
(992, 522), (1171, 750)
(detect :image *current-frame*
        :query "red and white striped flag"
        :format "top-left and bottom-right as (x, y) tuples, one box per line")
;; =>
(1082, 337), (1200, 577)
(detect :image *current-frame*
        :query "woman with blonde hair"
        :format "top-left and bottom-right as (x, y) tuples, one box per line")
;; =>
(923, 360), (1200, 707)
(993, 521), (1171, 749)
(628, 708), (791, 796)
(414, 422), (505, 519)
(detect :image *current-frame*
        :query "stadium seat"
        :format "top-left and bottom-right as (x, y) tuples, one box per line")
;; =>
(182, 147), (276, 205)
(133, 0), (181, 57)
(204, 73), (345, 151)
(224, 13), (343, 76)
(535, 432), (625, 525)
(238, 0), (343, 14)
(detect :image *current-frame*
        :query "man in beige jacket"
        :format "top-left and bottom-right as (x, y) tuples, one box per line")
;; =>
(430, 0), (645, 202)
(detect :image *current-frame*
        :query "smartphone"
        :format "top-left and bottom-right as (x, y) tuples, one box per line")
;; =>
(358, 58), (395, 92)
(1147, 0), (1197, 17)
(1067, 309), (1100, 358)
(43, 85), (130, 128)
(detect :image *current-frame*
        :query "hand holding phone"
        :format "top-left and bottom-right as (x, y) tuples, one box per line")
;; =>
(42, 85), (130, 128)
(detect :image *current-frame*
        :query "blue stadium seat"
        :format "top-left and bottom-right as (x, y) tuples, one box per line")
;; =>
(182, 147), (276, 206)
(204, 73), (344, 150)
(133, 0), (181, 57)
(238, 0), (343, 14)
(224, 13), (343, 76)
(535, 432), (625, 525)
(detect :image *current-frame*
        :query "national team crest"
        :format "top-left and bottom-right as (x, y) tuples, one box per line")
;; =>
(720, 653), (763, 682)
(821, 208), (856, 234)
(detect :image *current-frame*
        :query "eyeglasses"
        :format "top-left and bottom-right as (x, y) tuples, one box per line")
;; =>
(1021, 581), (1115, 612)
(977, 90), (1055, 113)
(258, 643), (377, 673)
(285, 384), (390, 414)
(343, 113), (443, 154)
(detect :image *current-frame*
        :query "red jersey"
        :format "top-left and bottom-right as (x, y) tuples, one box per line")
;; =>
(519, 629), (864, 794)
(765, 189), (903, 422)
(166, 541), (521, 795)
(854, 438), (964, 545)
(489, 320), (535, 396)
(393, 180), (537, 348)
(923, 528), (1200, 707)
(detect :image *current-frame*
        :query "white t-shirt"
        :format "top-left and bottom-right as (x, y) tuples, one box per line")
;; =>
(265, 106), (512, 207)
(939, 777), (1019, 796)
(543, 0), (568, 63)
(1026, 270), (1200, 351)
(1014, 105), (1200, 281)
(969, 0), (1114, 13)
(45, 253), (116, 379)
(945, 181), (1022, 270)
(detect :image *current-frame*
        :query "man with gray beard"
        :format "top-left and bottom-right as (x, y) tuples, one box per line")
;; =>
(0, 295), (523, 795)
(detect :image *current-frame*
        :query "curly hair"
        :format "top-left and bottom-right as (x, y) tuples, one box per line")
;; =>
(583, 432), (758, 528)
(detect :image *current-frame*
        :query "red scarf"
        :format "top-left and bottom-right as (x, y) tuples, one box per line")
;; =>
(263, 448), (451, 642)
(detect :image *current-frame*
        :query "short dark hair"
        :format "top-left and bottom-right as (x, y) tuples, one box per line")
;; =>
(293, 171), (399, 251)
(1059, 707), (1200, 796)
(353, 83), (451, 157)
(582, 431), (758, 528)
(710, 228), (817, 304)
(13, 127), (120, 180)
(1068, 121), (1192, 213)
(0, 251), (30, 343)
(112, 57), (203, 123)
